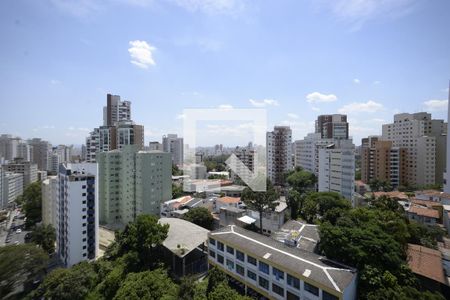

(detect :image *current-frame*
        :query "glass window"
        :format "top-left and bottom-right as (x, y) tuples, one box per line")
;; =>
(323, 291), (339, 300)
(287, 274), (300, 290)
(217, 241), (224, 251)
(226, 259), (234, 270)
(247, 270), (257, 281)
(209, 250), (216, 258)
(209, 238), (216, 246)
(304, 282), (319, 296)
(236, 250), (245, 262)
(272, 267), (284, 280)
(258, 276), (269, 290)
(217, 254), (224, 264)
(287, 291), (300, 300)
(259, 261), (269, 274)
(247, 255), (257, 266)
(226, 245), (234, 255)
(236, 264), (245, 276)
(272, 283), (284, 297)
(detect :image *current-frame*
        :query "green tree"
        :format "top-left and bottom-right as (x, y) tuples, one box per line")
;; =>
(301, 192), (351, 224)
(31, 224), (56, 254)
(241, 179), (279, 234)
(208, 283), (251, 300)
(112, 214), (169, 270)
(21, 182), (42, 227)
(34, 262), (98, 300)
(183, 207), (214, 230)
(407, 221), (444, 249)
(113, 269), (177, 300)
(172, 184), (185, 199)
(0, 244), (48, 298)
(284, 167), (316, 220)
(172, 164), (183, 176)
(206, 266), (227, 295)
(178, 276), (197, 300)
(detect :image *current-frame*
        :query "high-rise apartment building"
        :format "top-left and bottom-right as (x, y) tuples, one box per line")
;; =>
(361, 136), (380, 148)
(361, 140), (407, 188)
(1, 172), (23, 209)
(382, 112), (447, 186)
(2, 159), (38, 189)
(318, 140), (355, 202)
(316, 114), (349, 139)
(57, 163), (98, 267)
(103, 94), (131, 126)
(267, 126), (292, 186)
(0, 135), (20, 161)
(42, 176), (58, 227)
(163, 134), (184, 167)
(149, 141), (163, 151)
(85, 95), (144, 162)
(445, 84), (450, 194)
(97, 146), (172, 227)
(16, 142), (32, 161)
(231, 146), (255, 183)
(29, 138), (52, 171)
(294, 133), (336, 175)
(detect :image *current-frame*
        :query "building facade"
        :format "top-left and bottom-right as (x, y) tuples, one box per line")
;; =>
(57, 163), (98, 267)
(97, 146), (172, 227)
(446, 83), (450, 194)
(267, 126), (292, 186)
(318, 140), (355, 202)
(0, 134), (20, 161)
(29, 138), (52, 171)
(316, 114), (349, 140)
(163, 134), (184, 167)
(382, 112), (447, 186)
(208, 225), (357, 300)
(361, 140), (407, 188)
(231, 146), (256, 183)
(104, 93), (131, 126)
(1, 172), (23, 209)
(42, 176), (58, 226)
(2, 160), (38, 189)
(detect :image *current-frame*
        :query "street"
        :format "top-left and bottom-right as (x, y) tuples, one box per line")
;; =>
(0, 208), (31, 247)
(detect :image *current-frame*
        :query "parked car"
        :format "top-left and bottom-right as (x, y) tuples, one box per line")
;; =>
(16, 229), (22, 233)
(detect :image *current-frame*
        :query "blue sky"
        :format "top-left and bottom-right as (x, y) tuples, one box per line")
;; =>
(0, 0), (449, 146)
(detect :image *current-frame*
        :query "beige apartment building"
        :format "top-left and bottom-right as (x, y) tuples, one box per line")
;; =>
(382, 112), (446, 187)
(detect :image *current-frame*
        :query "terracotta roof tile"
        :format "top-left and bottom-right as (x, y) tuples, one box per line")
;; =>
(408, 206), (439, 219)
(218, 196), (241, 204)
(407, 244), (445, 284)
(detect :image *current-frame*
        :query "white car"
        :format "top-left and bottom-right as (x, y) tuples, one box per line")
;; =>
(14, 241), (19, 245)
(16, 229), (22, 233)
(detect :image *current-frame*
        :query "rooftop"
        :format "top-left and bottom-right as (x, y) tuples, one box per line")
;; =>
(159, 218), (210, 258)
(408, 205), (439, 219)
(218, 196), (241, 204)
(210, 225), (356, 293)
(373, 191), (409, 200)
(407, 244), (446, 284)
(416, 190), (450, 199)
(272, 220), (319, 253)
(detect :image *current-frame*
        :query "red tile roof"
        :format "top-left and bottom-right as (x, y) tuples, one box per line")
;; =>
(408, 205), (439, 219)
(218, 196), (241, 204)
(407, 244), (446, 284)
(373, 191), (408, 200)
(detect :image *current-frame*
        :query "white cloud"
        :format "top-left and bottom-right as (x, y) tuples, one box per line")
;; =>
(315, 0), (417, 29)
(176, 113), (186, 120)
(170, 0), (245, 15)
(338, 100), (384, 114)
(287, 113), (299, 119)
(373, 80), (381, 85)
(353, 78), (360, 84)
(306, 92), (338, 103)
(423, 99), (448, 112)
(311, 106), (320, 112)
(128, 40), (156, 69)
(249, 99), (279, 107)
(50, 79), (61, 85)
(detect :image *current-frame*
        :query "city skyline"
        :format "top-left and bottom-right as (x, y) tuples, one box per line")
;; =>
(1, 0), (450, 146)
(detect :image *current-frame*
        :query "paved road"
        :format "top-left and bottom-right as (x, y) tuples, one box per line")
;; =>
(1, 209), (31, 247)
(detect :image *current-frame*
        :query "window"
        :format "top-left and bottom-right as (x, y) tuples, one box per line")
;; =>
(236, 264), (244, 276)
(226, 245), (234, 255)
(209, 250), (216, 258)
(209, 238), (216, 246)
(287, 291), (300, 300)
(258, 276), (269, 290)
(83, 246), (87, 249)
(272, 267), (284, 280)
(247, 270), (257, 281)
(236, 250), (244, 262)
(323, 291), (339, 300)
(272, 283), (284, 297)
(217, 254), (224, 264)
(247, 255), (257, 266)
(304, 282), (319, 296)
(287, 274), (300, 290)
(217, 241), (224, 251)
(259, 261), (269, 274)
(226, 259), (234, 270)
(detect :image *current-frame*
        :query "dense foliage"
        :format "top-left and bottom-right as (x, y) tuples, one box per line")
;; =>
(285, 167), (316, 219)
(31, 224), (56, 254)
(18, 182), (42, 227)
(183, 207), (214, 230)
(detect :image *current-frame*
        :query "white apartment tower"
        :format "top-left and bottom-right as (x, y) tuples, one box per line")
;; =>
(163, 134), (184, 167)
(231, 146), (256, 183)
(382, 112), (447, 186)
(318, 140), (355, 203)
(57, 163), (98, 267)
(267, 126), (293, 186)
(29, 138), (52, 171)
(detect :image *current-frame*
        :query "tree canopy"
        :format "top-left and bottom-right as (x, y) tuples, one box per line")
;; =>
(31, 224), (56, 254)
(20, 182), (42, 227)
(183, 207), (214, 230)
(285, 167), (316, 220)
